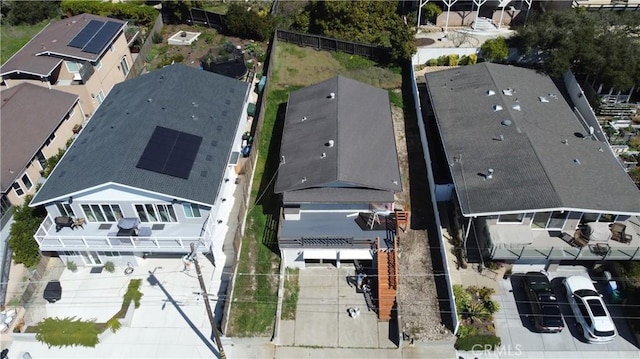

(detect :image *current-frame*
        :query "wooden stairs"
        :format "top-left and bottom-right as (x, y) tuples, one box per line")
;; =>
(377, 237), (398, 321)
(394, 209), (408, 233)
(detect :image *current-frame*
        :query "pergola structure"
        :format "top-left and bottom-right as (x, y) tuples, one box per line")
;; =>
(417, 0), (533, 33)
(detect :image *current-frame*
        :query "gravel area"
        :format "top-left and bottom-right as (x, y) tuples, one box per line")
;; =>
(391, 105), (453, 342)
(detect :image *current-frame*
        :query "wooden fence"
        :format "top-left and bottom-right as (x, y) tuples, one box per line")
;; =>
(275, 29), (388, 61)
(189, 8), (225, 29)
(127, 13), (163, 79)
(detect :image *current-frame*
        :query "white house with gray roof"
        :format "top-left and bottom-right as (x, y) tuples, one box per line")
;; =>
(424, 63), (640, 262)
(275, 76), (402, 268)
(30, 64), (250, 267)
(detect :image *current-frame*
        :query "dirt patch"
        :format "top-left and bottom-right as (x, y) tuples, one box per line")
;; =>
(391, 105), (453, 342)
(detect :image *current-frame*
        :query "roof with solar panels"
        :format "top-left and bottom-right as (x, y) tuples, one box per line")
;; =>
(0, 14), (126, 77)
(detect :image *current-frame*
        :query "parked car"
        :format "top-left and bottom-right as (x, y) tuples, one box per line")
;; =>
(522, 271), (564, 333)
(563, 276), (617, 343)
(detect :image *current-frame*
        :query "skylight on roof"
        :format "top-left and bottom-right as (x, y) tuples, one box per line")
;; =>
(539, 96), (550, 103)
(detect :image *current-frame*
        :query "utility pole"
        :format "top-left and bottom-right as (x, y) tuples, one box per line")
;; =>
(190, 243), (226, 359)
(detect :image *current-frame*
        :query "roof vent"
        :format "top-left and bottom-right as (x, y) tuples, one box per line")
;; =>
(485, 168), (494, 180)
(328, 92), (335, 99)
(511, 103), (521, 111)
(502, 88), (514, 96)
(486, 90), (495, 96)
(147, 98), (152, 103)
(492, 104), (503, 112)
(538, 96), (549, 103)
(574, 159), (581, 165)
(320, 152), (326, 159)
(325, 140), (334, 148)
(301, 116), (307, 122)
(562, 139), (569, 145)
(501, 119), (512, 127)
(301, 177), (307, 183)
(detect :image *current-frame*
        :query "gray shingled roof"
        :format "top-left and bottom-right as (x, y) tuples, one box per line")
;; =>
(0, 14), (125, 77)
(274, 76), (402, 203)
(1, 84), (78, 192)
(31, 64), (249, 206)
(425, 63), (640, 216)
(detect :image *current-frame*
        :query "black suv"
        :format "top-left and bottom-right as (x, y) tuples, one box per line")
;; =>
(522, 272), (564, 333)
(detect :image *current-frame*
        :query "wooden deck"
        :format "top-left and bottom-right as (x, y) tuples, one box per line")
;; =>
(377, 237), (398, 321)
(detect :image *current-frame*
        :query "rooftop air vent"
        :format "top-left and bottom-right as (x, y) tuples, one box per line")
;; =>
(574, 159), (581, 165)
(511, 104), (521, 111)
(486, 90), (495, 96)
(328, 92), (335, 99)
(501, 119), (512, 127)
(539, 96), (549, 103)
(301, 116), (307, 122)
(301, 177), (307, 183)
(492, 104), (503, 112)
(502, 88), (514, 96)
(321, 152), (326, 159)
(325, 140), (334, 148)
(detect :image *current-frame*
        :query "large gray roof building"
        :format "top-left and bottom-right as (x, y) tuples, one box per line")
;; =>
(275, 76), (402, 204)
(425, 63), (640, 216)
(31, 64), (249, 206)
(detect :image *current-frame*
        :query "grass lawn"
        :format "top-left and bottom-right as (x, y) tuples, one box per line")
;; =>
(226, 40), (402, 336)
(1, 20), (51, 64)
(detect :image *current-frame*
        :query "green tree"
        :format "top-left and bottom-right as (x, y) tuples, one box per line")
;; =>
(423, 3), (442, 23)
(224, 3), (274, 41)
(515, 9), (640, 91)
(161, 0), (202, 24)
(302, 0), (416, 62)
(8, 195), (45, 268)
(3, 0), (60, 25)
(480, 37), (508, 62)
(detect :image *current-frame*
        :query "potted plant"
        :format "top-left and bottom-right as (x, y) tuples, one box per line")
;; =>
(67, 260), (78, 272)
(104, 261), (115, 273)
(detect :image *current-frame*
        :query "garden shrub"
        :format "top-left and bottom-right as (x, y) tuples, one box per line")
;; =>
(437, 55), (448, 66)
(35, 317), (100, 348)
(171, 53), (185, 63)
(104, 261), (115, 273)
(454, 334), (501, 351)
(448, 54), (460, 66)
(467, 53), (478, 64)
(151, 31), (163, 44)
(427, 58), (438, 66)
(61, 1), (158, 28)
(453, 284), (471, 313)
(459, 55), (469, 65)
(106, 317), (121, 333)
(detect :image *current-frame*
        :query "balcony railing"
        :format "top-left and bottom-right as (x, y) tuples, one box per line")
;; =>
(490, 243), (640, 261)
(279, 237), (376, 249)
(34, 216), (208, 252)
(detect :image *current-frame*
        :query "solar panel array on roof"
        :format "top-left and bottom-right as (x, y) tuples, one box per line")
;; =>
(68, 20), (104, 48)
(136, 126), (203, 179)
(68, 20), (121, 54)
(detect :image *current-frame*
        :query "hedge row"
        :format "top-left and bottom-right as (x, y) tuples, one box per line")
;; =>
(454, 334), (501, 351)
(61, 1), (158, 27)
(426, 53), (478, 67)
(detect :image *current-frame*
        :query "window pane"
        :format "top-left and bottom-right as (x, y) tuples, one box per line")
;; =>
(113, 205), (123, 220)
(167, 206), (177, 221)
(158, 205), (170, 222)
(192, 205), (200, 217)
(183, 203), (193, 217)
(547, 211), (567, 229)
(12, 183), (24, 196)
(102, 205), (115, 221)
(599, 214), (616, 223)
(82, 204), (96, 221)
(532, 212), (551, 229)
(136, 205), (148, 222)
(145, 204), (157, 221)
(22, 174), (33, 189)
(498, 214), (523, 223)
(91, 205), (105, 221)
(581, 213), (599, 224)
(56, 203), (66, 216)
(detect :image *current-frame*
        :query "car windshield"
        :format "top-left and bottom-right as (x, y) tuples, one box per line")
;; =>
(541, 304), (561, 316)
(587, 299), (607, 317)
(526, 274), (551, 292)
(574, 289), (599, 298)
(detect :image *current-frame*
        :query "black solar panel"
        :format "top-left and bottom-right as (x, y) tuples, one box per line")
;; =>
(82, 21), (121, 54)
(136, 126), (202, 179)
(68, 20), (104, 48)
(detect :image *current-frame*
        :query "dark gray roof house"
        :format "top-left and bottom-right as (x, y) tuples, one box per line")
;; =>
(0, 14), (126, 78)
(1, 84), (79, 193)
(31, 64), (250, 206)
(425, 63), (640, 216)
(274, 76), (402, 204)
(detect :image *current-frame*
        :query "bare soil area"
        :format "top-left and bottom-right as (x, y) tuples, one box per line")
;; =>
(391, 104), (453, 342)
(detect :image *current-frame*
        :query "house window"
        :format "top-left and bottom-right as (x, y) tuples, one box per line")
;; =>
(12, 183), (24, 197)
(67, 107), (75, 119)
(110, 44), (114, 52)
(100, 251), (120, 257)
(497, 213), (524, 223)
(120, 57), (129, 77)
(65, 61), (81, 73)
(44, 133), (56, 147)
(64, 251), (79, 256)
(35, 151), (47, 169)
(135, 204), (177, 223)
(599, 214), (616, 223)
(81, 204), (122, 222)
(94, 59), (102, 71)
(581, 213), (617, 224)
(183, 203), (201, 218)
(56, 203), (75, 217)
(21, 174), (33, 190)
(96, 91), (105, 105)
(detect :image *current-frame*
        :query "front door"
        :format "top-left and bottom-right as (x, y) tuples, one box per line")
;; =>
(81, 251), (102, 266)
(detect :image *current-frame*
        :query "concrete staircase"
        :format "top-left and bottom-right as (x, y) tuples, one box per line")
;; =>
(472, 17), (497, 31)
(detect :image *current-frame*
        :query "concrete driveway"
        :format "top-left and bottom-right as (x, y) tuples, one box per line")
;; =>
(492, 265), (639, 358)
